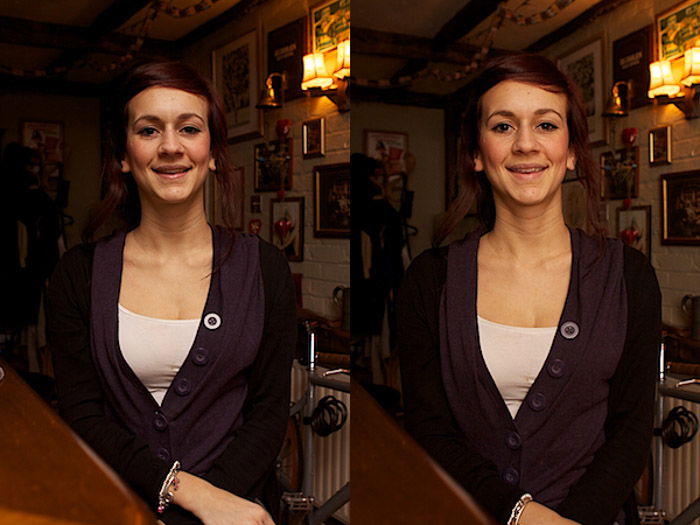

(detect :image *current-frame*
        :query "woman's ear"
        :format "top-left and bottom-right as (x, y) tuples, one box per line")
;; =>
(474, 151), (484, 172)
(566, 149), (576, 171)
(120, 159), (130, 173)
(209, 157), (217, 172)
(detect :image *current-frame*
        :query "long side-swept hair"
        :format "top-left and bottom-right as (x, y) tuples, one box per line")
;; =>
(434, 52), (606, 247)
(84, 59), (237, 242)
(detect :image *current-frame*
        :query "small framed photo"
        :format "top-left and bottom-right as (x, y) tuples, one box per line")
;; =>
(649, 126), (672, 166)
(616, 205), (652, 258)
(254, 139), (293, 192)
(656, 0), (700, 61)
(661, 170), (700, 245)
(250, 195), (262, 214)
(302, 117), (325, 159)
(612, 26), (653, 109)
(271, 197), (304, 261)
(212, 30), (263, 142)
(314, 163), (350, 238)
(20, 120), (64, 163)
(267, 18), (306, 101)
(600, 147), (640, 200)
(310, 0), (350, 53)
(558, 37), (607, 146)
(364, 129), (408, 175)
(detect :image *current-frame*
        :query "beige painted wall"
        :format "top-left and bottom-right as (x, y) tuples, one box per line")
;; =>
(181, 0), (350, 320)
(0, 92), (102, 248)
(539, 0), (700, 329)
(351, 101), (445, 256)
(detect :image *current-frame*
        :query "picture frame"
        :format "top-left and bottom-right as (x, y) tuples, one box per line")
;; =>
(267, 18), (306, 101)
(302, 117), (325, 159)
(649, 126), (672, 166)
(656, 0), (700, 61)
(364, 129), (408, 175)
(600, 147), (640, 200)
(612, 25), (653, 109)
(310, 0), (350, 53)
(206, 166), (244, 230)
(616, 205), (652, 258)
(254, 139), (293, 192)
(558, 37), (607, 146)
(661, 170), (700, 245)
(212, 30), (263, 142)
(271, 197), (304, 261)
(314, 163), (350, 238)
(20, 120), (63, 163)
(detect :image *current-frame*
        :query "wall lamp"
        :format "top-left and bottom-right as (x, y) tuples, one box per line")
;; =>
(301, 39), (350, 112)
(256, 72), (285, 110)
(648, 45), (700, 119)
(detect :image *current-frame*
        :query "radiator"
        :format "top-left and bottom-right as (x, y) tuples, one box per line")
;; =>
(291, 361), (350, 524)
(660, 396), (700, 524)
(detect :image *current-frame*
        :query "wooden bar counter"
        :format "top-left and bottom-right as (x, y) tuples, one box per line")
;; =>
(0, 360), (156, 525)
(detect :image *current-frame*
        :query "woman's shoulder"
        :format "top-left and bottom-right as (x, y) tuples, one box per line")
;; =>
(404, 245), (449, 290)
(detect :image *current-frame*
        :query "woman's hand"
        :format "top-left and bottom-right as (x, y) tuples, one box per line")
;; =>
(519, 501), (580, 525)
(173, 471), (274, 525)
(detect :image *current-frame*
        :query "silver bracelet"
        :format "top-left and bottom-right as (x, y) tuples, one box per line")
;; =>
(507, 493), (533, 525)
(157, 460), (181, 514)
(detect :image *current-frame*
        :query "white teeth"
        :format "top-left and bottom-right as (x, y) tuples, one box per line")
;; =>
(510, 167), (543, 173)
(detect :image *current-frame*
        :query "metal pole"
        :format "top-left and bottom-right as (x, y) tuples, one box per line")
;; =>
(653, 341), (665, 511)
(303, 329), (316, 501)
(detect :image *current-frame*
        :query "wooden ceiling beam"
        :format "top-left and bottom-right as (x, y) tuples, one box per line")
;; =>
(353, 27), (481, 64)
(351, 85), (447, 108)
(177, 0), (269, 46)
(0, 74), (105, 97)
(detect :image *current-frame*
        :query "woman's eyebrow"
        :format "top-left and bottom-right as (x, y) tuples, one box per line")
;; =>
(132, 113), (206, 125)
(485, 108), (564, 120)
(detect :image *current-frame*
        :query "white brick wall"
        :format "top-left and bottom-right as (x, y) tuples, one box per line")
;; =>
(543, 0), (700, 330)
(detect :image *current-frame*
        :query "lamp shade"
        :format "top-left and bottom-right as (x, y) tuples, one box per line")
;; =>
(681, 46), (700, 86)
(648, 60), (680, 97)
(334, 40), (350, 79)
(301, 53), (333, 90)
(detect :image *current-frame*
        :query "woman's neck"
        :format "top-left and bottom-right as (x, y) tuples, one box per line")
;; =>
(131, 203), (211, 257)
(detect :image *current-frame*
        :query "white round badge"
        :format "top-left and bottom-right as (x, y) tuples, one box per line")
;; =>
(203, 313), (222, 330)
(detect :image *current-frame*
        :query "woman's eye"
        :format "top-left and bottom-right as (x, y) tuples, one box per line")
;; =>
(182, 126), (201, 134)
(538, 122), (559, 131)
(137, 126), (158, 136)
(492, 123), (512, 133)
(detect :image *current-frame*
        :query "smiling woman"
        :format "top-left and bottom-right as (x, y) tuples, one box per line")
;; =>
(46, 61), (296, 525)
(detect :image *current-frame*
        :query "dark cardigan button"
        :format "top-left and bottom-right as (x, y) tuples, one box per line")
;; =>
(153, 412), (168, 431)
(505, 431), (522, 450)
(156, 447), (170, 462)
(547, 358), (566, 378)
(528, 392), (546, 411)
(560, 321), (579, 340)
(503, 467), (520, 485)
(175, 378), (192, 396)
(192, 347), (209, 366)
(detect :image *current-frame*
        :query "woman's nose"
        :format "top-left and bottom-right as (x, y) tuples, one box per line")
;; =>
(513, 127), (539, 153)
(158, 129), (184, 155)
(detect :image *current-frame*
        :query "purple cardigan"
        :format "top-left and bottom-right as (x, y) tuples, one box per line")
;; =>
(89, 228), (264, 474)
(439, 228), (627, 507)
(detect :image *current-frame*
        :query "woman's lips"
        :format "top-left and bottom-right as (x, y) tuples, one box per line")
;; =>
(507, 164), (547, 180)
(152, 166), (191, 179)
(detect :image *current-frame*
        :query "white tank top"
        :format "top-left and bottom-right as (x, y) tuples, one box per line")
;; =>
(118, 304), (199, 405)
(478, 316), (557, 419)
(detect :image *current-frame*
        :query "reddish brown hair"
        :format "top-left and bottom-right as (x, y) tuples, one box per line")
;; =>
(84, 59), (237, 241)
(434, 52), (606, 246)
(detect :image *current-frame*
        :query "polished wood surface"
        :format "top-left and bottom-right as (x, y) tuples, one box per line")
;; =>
(351, 379), (496, 525)
(0, 360), (156, 525)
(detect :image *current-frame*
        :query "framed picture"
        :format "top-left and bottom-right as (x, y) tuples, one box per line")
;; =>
(254, 139), (293, 192)
(661, 170), (700, 244)
(558, 38), (606, 146)
(271, 197), (304, 261)
(656, 0), (700, 61)
(20, 120), (63, 163)
(562, 178), (587, 230)
(649, 126), (672, 166)
(310, 0), (350, 53)
(364, 130), (408, 175)
(612, 26), (653, 109)
(212, 30), (263, 142)
(302, 117), (325, 159)
(600, 147), (640, 200)
(314, 163), (350, 237)
(616, 205), (652, 257)
(250, 195), (262, 214)
(267, 18), (306, 101)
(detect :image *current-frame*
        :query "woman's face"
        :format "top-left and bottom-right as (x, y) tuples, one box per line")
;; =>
(121, 86), (216, 208)
(474, 80), (576, 212)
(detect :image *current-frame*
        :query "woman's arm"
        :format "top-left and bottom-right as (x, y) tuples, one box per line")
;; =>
(398, 249), (525, 523)
(556, 248), (661, 524)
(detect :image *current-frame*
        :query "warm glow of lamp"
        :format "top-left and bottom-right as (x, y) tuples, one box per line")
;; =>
(301, 53), (333, 90)
(334, 40), (350, 79)
(648, 60), (681, 97)
(681, 46), (700, 86)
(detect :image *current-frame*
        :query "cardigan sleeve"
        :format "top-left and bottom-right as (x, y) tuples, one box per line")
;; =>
(556, 247), (661, 524)
(202, 240), (295, 498)
(47, 245), (170, 503)
(398, 248), (524, 524)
